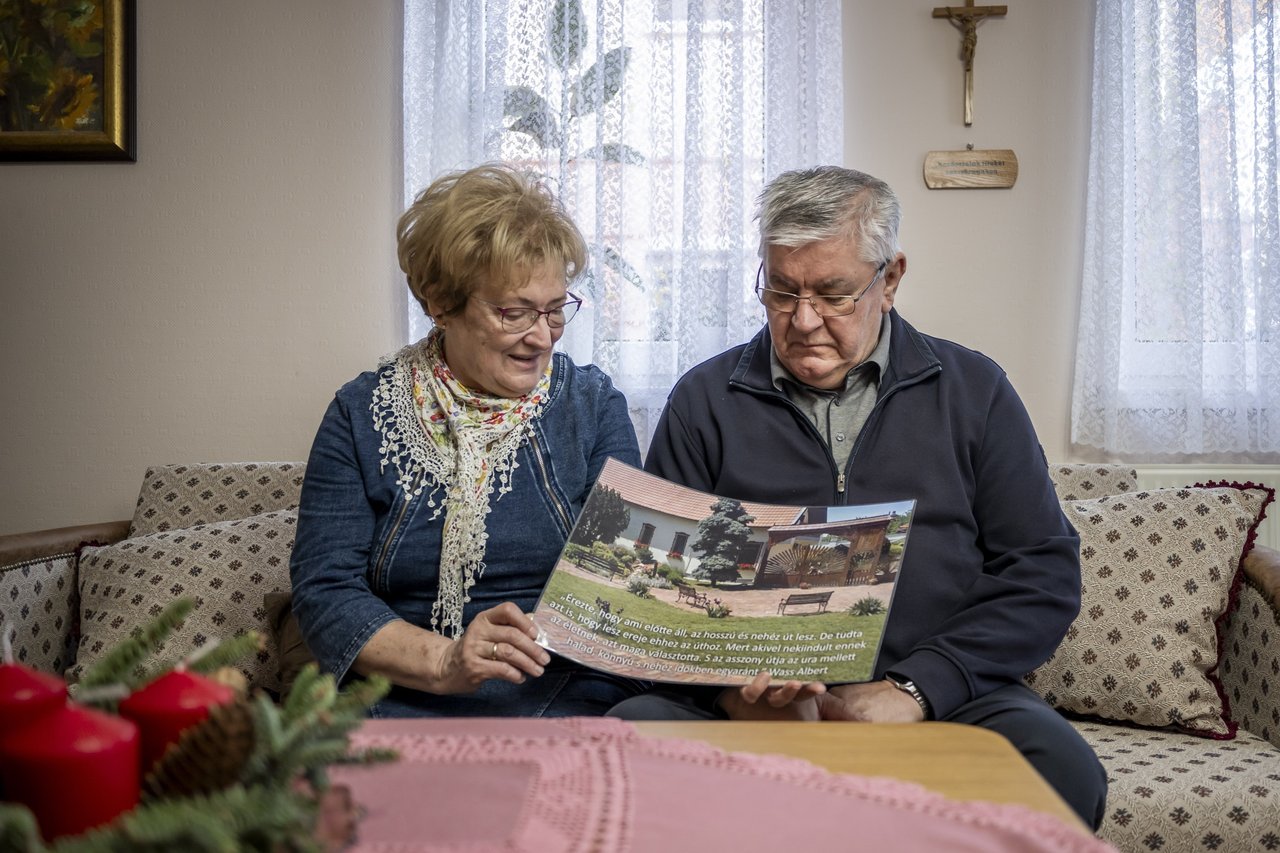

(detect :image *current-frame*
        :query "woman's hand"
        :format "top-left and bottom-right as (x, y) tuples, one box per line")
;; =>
(428, 602), (551, 694)
(715, 671), (827, 721)
(352, 602), (551, 695)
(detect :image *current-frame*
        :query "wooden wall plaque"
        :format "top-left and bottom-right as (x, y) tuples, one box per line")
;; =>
(923, 149), (1018, 189)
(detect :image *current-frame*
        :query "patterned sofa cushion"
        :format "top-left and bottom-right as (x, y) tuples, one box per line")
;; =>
(1049, 464), (1139, 502)
(0, 554), (79, 674)
(129, 462), (306, 537)
(70, 510), (297, 693)
(1073, 720), (1280, 852)
(1027, 485), (1271, 737)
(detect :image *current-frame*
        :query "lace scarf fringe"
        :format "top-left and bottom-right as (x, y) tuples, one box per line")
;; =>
(369, 340), (543, 637)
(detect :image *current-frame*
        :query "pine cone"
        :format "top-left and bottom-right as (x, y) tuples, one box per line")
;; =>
(143, 697), (256, 800)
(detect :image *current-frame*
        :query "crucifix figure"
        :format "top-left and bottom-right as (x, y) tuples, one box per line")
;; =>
(932, 0), (1007, 126)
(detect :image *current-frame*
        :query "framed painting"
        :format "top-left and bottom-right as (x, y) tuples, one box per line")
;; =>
(0, 0), (135, 161)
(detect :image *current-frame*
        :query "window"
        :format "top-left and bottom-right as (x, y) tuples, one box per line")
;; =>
(403, 0), (842, 450)
(1072, 0), (1280, 457)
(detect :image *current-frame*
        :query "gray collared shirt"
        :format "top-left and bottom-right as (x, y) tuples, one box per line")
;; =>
(769, 313), (892, 474)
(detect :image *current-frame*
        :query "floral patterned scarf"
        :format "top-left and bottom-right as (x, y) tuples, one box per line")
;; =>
(370, 328), (550, 637)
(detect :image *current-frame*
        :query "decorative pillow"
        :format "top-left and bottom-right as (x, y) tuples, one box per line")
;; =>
(1048, 463), (1139, 502)
(129, 462), (306, 537)
(70, 510), (297, 693)
(1026, 484), (1272, 737)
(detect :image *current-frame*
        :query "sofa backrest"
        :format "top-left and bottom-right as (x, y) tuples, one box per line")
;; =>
(1046, 463), (1139, 501)
(130, 462), (306, 537)
(1, 463), (307, 692)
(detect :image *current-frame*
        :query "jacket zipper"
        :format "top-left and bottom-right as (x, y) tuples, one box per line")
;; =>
(372, 470), (422, 590)
(730, 363), (941, 505)
(528, 431), (573, 534)
(729, 380), (846, 502)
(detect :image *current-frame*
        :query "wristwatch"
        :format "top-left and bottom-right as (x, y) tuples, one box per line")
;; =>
(884, 672), (932, 719)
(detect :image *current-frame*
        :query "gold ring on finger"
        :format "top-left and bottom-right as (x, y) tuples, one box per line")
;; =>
(491, 642), (499, 661)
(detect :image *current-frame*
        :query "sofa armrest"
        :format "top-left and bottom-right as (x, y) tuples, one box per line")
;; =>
(0, 520), (131, 568)
(1242, 543), (1280, 612)
(1221, 543), (1280, 746)
(0, 521), (128, 676)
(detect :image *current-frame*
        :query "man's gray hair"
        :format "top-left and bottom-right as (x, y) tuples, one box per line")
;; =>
(755, 166), (901, 265)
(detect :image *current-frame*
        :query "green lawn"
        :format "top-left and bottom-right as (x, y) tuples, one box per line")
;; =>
(537, 571), (886, 683)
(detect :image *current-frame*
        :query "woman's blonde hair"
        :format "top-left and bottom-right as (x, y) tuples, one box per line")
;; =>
(397, 164), (588, 318)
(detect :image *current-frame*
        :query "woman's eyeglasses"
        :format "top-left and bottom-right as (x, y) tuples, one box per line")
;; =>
(472, 293), (583, 333)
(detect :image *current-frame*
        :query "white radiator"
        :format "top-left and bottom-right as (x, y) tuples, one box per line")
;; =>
(1134, 465), (1280, 551)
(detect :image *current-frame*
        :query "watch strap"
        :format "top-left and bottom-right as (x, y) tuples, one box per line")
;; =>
(884, 672), (932, 719)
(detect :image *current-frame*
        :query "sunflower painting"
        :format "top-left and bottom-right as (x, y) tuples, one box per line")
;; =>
(0, 0), (133, 160)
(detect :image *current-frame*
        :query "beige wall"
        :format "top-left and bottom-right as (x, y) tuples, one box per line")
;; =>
(0, 1), (402, 534)
(0, 1), (1093, 535)
(843, 0), (1093, 460)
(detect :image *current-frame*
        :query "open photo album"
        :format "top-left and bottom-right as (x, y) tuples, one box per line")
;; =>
(531, 459), (916, 686)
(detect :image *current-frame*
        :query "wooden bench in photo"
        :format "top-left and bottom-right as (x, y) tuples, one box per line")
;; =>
(777, 590), (833, 615)
(574, 552), (622, 581)
(673, 581), (709, 608)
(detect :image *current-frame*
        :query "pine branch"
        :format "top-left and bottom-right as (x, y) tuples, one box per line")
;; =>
(147, 630), (263, 681)
(332, 672), (391, 716)
(0, 804), (42, 853)
(78, 598), (195, 691)
(280, 663), (324, 719)
(281, 664), (335, 726)
(336, 746), (400, 765)
(50, 784), (314, 853)
(240, 692), (286, 785)
(241, 667), (392, 790)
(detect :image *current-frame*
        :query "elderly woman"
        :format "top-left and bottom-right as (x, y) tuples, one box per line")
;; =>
(290, 164), (645, 716)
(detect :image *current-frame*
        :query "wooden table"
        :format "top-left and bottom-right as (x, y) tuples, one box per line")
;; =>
(636, 720), (1084, 829)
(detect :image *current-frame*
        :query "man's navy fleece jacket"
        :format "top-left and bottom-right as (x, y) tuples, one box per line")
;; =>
(644, 309), (1081, 719)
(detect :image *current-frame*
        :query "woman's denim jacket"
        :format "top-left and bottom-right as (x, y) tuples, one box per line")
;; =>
(289, 351), (641, 690)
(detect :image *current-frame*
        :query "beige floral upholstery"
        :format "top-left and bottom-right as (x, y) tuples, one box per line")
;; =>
(1050, 464), (1139, 502)
(1221, 582), (1280, 749)
(0, 554), (79, 674)
(3, 460), (1276, 853)
(1038, 467), (1280, 851)
(129, 462), (305, 537)
(1028, 486), (1269, 736)
(1073, 720), (1280, 851)
(70, 510), (297, 692)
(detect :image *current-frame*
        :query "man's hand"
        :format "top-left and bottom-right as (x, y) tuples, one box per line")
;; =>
(816, 679), (926, 722)
(715, 671), (826, 721)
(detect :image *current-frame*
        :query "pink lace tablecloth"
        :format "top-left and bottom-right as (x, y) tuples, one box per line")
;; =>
(332, 717), (1115, 853)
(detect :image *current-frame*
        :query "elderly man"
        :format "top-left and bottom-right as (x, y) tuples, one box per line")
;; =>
(611, 166), (1106, 828)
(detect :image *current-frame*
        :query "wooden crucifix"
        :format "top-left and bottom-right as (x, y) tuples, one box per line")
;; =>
(932, 0), (1007, 126)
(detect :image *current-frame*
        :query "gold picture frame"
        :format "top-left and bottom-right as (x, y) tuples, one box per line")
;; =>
(0, 0), (136, 161)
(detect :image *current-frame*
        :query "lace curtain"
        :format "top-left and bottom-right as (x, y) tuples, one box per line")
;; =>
(403, 0), (842, 449)
(1072, 0), (1280, 458)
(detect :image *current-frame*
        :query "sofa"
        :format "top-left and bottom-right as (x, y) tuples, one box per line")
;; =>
(1, 462), (1278, 851)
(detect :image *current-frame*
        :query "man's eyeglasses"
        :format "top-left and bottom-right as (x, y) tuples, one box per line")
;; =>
(754, 262), (887, 318)
(472, 293), (583, 333)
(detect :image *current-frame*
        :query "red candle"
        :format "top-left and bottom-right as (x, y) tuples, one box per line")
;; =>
(0, 662), (66, 801)
(118, 669), (235, 773)
(0, 662), (65, 732)
(0, 701), (140, 840)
